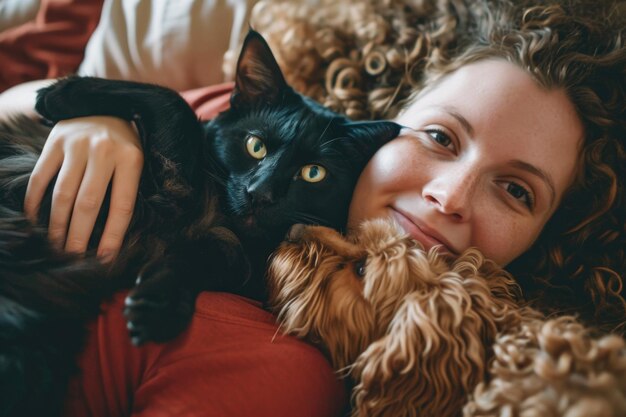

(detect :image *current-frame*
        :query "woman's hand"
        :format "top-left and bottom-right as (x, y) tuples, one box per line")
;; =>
(24, 116), (144, 262)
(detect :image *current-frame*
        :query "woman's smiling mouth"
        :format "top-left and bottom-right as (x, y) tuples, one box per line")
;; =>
(389, 207), (458, 255)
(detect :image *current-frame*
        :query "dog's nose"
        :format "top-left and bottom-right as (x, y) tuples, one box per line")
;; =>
(286, 224), (307, 242)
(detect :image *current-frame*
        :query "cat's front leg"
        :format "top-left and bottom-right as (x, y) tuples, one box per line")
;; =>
(124, 227), (251, 345)
(35, 76), (196, 129)
(34, 76), (203, 181)
(124, 258), (197, 345)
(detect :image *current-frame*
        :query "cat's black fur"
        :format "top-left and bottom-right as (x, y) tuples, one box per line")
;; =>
(0, 30), (400, 417)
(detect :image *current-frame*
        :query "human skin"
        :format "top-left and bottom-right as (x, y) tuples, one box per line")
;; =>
(348, 59), (584, 266)
(0, 79), (143, 261)
(25, 116), (143, 261)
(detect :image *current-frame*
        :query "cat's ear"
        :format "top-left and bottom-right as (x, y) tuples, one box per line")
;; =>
(345, 121), (402, 160)
(231, 29), (288, 108)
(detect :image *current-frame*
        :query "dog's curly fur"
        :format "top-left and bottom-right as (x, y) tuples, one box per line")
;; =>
(267, 219), (626, 416)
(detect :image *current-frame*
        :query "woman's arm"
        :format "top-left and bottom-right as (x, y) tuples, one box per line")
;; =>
(0, 79), (144, 261)
(0, 78), (55, 121)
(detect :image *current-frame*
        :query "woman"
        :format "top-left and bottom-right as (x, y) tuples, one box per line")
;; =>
(1, 0), (624, 415)
(252, 0), (626, 331)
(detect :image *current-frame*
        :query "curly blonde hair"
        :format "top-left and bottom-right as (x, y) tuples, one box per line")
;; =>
(248, 0), (483, 119)
(249, 0), (626, 333)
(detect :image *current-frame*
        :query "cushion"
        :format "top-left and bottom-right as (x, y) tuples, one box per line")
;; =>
(0, 0), (104, 92)
(0, 0), (41, 32)
(180, 81), (234, 121)
(77, 0), (258, 91)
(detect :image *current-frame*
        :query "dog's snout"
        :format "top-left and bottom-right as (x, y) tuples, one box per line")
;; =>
(286, 224), (307, 242)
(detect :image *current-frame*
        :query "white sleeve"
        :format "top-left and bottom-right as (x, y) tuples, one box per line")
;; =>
(77, 0), (256, 91)
(0, 0), (41, 32)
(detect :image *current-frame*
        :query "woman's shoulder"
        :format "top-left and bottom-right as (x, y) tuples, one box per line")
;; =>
(65, 291), (347, 417)
(136, 291), (347, 417)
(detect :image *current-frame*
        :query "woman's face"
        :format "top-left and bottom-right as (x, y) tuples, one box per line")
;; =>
(348, 59), (583, 266)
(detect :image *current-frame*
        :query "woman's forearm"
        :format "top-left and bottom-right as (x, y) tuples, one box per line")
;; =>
(0, 79), (56, 121)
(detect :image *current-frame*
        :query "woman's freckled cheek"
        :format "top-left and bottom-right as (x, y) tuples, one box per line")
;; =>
(349, 137), (432, 231)
(482, 217), (537, 266)
(348, 143), (404, 228)
(372, 141), (408, 176)
(372, 138), (423, 186)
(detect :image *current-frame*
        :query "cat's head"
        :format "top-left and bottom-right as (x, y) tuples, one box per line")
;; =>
(209, 30), (401, 243)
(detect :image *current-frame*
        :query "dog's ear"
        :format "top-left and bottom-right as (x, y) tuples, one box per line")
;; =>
(350, 290), (490, 417)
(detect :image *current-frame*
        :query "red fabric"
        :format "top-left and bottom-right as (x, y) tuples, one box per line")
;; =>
(64, 291), (346, 417)
(0, 0), (104, 92)
(181, 82), (234, 121)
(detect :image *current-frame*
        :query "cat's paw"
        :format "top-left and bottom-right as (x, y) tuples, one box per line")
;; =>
(124, 264), (195, 346)
(34, 76), (85, 122)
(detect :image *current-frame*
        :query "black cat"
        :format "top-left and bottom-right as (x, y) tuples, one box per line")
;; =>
(0, 30), (400, 417)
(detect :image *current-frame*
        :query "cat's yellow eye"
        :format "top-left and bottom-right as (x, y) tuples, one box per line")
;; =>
(301, 164), (327, 183)
(246, 135), (267, 159)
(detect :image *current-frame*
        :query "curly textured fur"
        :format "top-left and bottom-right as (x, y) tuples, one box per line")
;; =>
(267, 219), (626, 416)
(268, 219), (523, 416)
(466, 316), (626, 417)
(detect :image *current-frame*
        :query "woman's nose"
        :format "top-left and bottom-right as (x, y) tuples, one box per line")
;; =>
(422, 173), (476, 221)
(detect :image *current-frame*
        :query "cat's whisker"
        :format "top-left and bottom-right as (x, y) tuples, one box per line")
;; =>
(227, 193), (251, 216)
(317, 117), (336, 143)
(201, 168), (227, 186)
(320, 136), (350, 149)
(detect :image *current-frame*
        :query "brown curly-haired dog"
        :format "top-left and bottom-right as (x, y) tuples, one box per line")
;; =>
(267, 219), (626, 417)
(268, 219), (523, 416)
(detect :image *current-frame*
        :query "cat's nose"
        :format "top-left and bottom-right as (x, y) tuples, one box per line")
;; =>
(247, 184), (275, 206)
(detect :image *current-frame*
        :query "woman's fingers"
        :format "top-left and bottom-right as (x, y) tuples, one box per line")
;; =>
(23, 140), (64, 222)
(48, 151), (88, 250)
(97, 151), (143, 262)
(23, 116), (143, 258)
(64, 146), (116, 254)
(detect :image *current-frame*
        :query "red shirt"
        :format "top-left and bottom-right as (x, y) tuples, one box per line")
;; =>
(64, 292), (346, 417)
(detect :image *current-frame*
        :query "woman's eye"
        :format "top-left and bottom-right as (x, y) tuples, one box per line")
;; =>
(246, 135), (267, 159)
(504, 182), (535, 209)
(300, 164), (327, 183)
(426, 129), (453, 148)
